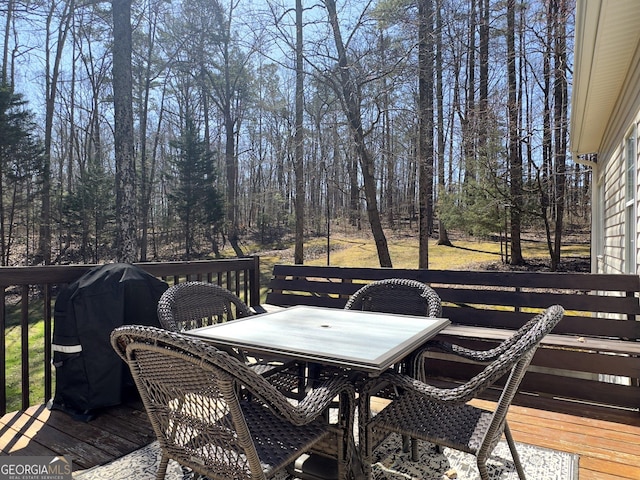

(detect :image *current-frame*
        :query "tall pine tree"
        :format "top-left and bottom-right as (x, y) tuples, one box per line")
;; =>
(169, 116), (223, 259)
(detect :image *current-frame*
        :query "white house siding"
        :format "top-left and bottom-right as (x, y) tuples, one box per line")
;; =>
(598, 135), (636, 384)
(595, 41), (640, 276)
(601, 143), (625, 274)
(571, 0), (640, 385)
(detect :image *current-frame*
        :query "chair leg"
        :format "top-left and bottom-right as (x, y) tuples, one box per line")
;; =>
(156, 454), (169, 480)
(401, 434), (411, 453)
(361, 425), (375, 480)
(504, 422), (527, 480)
(477, 460), (491, 480)
(411, 438), (419, 462)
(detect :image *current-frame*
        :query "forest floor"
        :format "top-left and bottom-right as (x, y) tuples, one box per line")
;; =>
(246, 226), (592, 273)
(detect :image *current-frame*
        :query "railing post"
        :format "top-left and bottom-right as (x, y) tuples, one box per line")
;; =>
(250, 256), (261, 307)
(44, 284), (53, 404)
(0, 287), (5, 415)
(21, 285), (29, 410)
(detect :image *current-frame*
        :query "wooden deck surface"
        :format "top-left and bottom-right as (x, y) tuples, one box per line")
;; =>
(1, 400), (639, 479)
(0, 401), (154, 471)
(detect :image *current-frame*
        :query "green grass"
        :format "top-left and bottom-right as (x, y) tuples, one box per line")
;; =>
(4, 316), (48, 413)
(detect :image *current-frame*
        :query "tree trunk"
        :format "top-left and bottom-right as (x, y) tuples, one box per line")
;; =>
(551, 0), (568, 271)
(112, 0), (138, 263)
(462, 0), (476, 184)
(506, 0), (523, 265)
(324, 0), (392, 267)
(435, 0), (451, 247)
(137, 8), (160, 262)
(418, 0), (435, 268)
(381, 31), (395, 229)
(39, 0), (73, 265)
(541, 0), (554, 264)
(478, 0), (489, 152)
(1, 0), (14, 84)
(348, 152), (359, 228)
(218, 10), (245, 258)
(294, 0), (304, 264)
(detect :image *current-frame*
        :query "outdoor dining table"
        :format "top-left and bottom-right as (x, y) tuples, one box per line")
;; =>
(187, 305), (450, 376)
(187, 305), (450, 480)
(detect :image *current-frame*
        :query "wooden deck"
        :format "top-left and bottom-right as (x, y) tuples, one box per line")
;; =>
(0, 401), (154, 471)
(1, 399), (639, 479)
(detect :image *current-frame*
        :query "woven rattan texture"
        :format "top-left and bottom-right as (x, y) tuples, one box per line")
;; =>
(361, 305), (565, 480)
(157, 281), (304, 398)
(111, 325), (355, 480)
(344, 278), (442, 318)
(157, 282), (252, 331)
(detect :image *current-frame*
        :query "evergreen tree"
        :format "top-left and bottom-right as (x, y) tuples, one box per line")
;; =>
(0, 83), (44, 265)
(169, 116), (224, 259)
(60, 161), (115, 263)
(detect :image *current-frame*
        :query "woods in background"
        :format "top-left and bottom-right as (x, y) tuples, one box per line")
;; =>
(0, 0), (580, 269)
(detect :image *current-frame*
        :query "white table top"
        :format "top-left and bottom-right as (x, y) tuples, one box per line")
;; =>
(188, 305), (450, 374)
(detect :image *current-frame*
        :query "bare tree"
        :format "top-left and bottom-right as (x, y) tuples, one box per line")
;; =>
(323, 0), (392, 267)
(550, 0), (569, 270)
(293, 0), (304, 264)
(1, 0), (15, 84)
(506, 0), (523, 265)
(135, 0), (167, 261)
(37, 0), (74, 265)
(435, 0), (451, 247)
(417, 0), (435, 268)
(204, 0), (252, 258)
(112, 0), (138, 262)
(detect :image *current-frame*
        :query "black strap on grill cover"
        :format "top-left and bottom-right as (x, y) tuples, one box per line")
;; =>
(48, 263), (168, 421)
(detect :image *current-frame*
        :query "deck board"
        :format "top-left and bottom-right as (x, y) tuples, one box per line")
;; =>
(474, 399), (640, 480)
(1, 400), (639, 478)
(0, 401), (154, 471)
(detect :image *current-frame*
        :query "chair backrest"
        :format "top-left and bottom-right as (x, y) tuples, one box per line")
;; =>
(111, 325), (289, 480)
(344, 278), (442, 317)
(157, 281), (253, 331)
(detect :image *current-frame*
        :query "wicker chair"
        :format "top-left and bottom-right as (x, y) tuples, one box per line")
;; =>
(359, 304), (565, 480)
(344, 278), (441, 377)
(344, 278), (443, 454)
(344, 278), (442, 392)
(344, 278), (442, 318)
(111, 325), (355, 480)
(157, 282), (252, 331)
(157, 281), (303, 396)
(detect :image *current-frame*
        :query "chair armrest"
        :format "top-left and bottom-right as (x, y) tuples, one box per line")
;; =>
(294, 376), (355, 421)
(232, 353), (354, 426)
(413, 340), (504, 367)
(365, 358), (519, 406)
(259, 375), (355, 427)
(361, 372), (468, 404)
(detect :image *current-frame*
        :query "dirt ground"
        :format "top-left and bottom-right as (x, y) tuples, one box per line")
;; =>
(477, 256), (591, 273)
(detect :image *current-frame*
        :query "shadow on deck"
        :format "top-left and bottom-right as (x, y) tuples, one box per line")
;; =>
(2, 399), (640, 479)
(0, 401), (154, 471)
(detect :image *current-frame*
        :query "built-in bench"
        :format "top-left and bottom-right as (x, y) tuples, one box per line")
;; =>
(264, 264), (640, 421)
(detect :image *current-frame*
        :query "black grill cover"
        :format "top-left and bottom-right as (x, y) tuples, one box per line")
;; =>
(48, 263), (168, 421)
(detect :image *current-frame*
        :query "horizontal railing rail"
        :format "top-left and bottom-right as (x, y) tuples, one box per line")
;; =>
(0, 257), (261, 415)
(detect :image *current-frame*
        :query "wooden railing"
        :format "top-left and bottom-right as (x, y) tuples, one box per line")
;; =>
(0, 257), (261, 415)
(5, 258), (640, 423)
